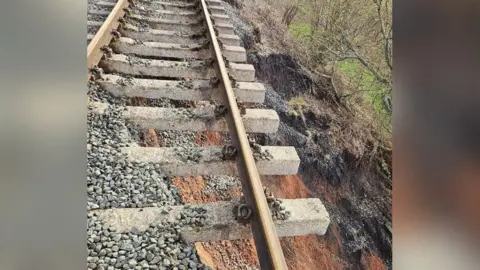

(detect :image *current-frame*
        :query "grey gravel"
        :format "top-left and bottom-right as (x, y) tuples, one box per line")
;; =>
(88, 25), (101, 35)
(219, 0), (255, 49)
(87, 64), (210, 270)
(87, 91), (182, 210)
(124, 16), (151, 32)
(203, 175), (241, 195)
(126, 55), (152, 67)
(159, 131), (197, 148)
(88, 4), (112, 14)
(88, 14), (108, 22)
(126, 125), (197, 148)
(87, 212), (210, 270)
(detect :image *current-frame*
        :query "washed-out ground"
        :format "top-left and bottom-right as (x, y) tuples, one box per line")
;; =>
(188, 0), (392, 269)
(86, 0), (391, 269)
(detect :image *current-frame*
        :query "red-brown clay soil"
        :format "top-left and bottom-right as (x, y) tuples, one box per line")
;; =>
(130, 102), (351, 268)
(261, 175), (312, 199)
(172, 173), (257, 269)
(170, 131), (386, 269)
(170, 131), (259, 269)
(281, 235), (344, 270)
(194, 131), (223, 146)
(263, 175), (346, 269)
(129, 97), (161, 148)
(143, 129), (160, 147)
(361, 253), (387, 270)
(200, 240), (259, 269)
(172, 176), (243, 204)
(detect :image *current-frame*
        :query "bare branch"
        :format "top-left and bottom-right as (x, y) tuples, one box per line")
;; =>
(282, 5), (298, 26)
(340, 31), (390, 85)
(374, 0), (392, 70)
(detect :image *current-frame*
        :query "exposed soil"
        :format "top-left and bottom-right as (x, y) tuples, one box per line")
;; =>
(246, 32), (392, 270)
(261, 175), (312, 199)
(281, 235), (344, 270)
(170, 130), (258, 269)
(170, 128), (388, 270)
(143, 129), (160, 147)
(172, 174), (259, 270)
(263, 175), (347, 269)
(152, 1), (391, 268)
(172, 176), (243, 204)
(206, 1), (392, 268)
(195, 131), (224, 146)
(360, 253), (387, 270)
(251, 53), (392, 268)
(200, 240), (259, 269)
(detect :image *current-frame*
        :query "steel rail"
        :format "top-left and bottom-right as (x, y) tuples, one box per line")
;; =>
(198, 0), (288, 269)
(87, 0), (130, 79)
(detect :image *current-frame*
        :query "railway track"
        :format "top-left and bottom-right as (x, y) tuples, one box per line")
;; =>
(87, 0), (330, 269)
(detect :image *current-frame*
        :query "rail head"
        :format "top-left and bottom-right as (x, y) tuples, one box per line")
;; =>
(198, 0), (288, 269)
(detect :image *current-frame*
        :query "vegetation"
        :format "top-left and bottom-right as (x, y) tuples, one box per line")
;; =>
(240, 0), (393, 173)
(285, 0), (393, 134)
(287, 96), (307, 117)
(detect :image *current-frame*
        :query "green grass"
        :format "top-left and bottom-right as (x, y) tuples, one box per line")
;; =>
(287, 96), (307, 116)
(288, 23), (312, 40)
(337, 60), (382, 93)
(286, 0), (313, 41)
(337, 60), (382, 103)
(285, 3), (391, 132)
(288, 96), (306, 108)
(337, 60), (391, 130)
(297, 0), (313, 16)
